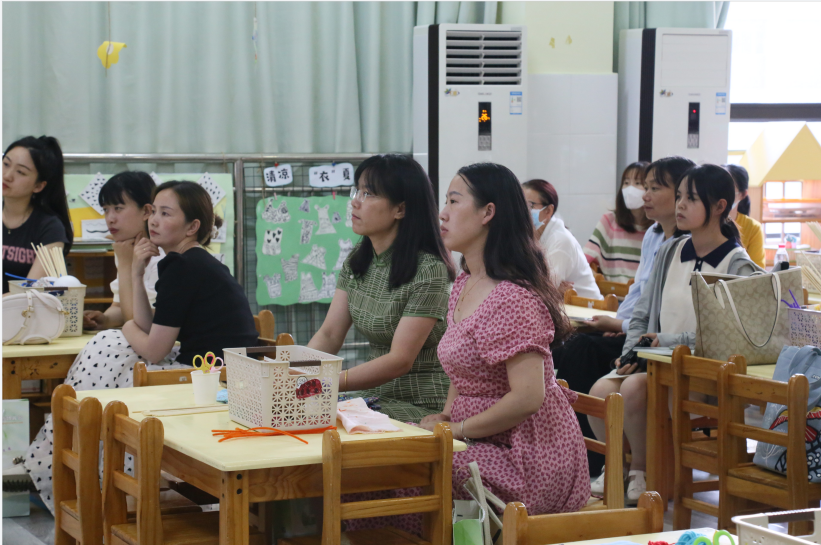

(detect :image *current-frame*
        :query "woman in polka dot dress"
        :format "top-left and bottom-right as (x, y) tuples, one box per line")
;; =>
(420, 162), (590, 515)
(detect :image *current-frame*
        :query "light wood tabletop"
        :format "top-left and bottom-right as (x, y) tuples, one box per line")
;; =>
(565, 303), (617, 324)
(2, 333), (96, 358)
(3, 334), (97, 400)
(78, 383), (466, 545)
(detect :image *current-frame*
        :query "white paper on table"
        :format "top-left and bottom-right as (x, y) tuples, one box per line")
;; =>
(211, 222), (227, 243)
(263, 164), (293, 187)
(79, 173), (109, 215)
(308, 163), (355, 188)
(336, 398), (401, 434)
(81, 219), (110, 239)
(196, 172), (226, 207)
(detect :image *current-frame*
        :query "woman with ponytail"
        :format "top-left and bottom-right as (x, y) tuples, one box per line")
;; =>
(725, 164), (765, 268)
(2, 136), (73, 292)
(587, 163), (762, 503)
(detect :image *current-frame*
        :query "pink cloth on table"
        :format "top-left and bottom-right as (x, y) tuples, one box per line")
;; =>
(337, 398), (401, 434)
(437, 273), (591, 516)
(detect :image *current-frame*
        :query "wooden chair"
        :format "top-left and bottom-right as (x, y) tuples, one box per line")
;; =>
(502, 491), (663, 545)
(254, 309), (276, 340)
(563, 289), (619, 312)
(102, 400), (265, 545)
(594, 273), (635, 298)
(279, 423), (453, 545)
(53, 383), (104, 545)
(717, 362), (821, 534)
(671, 345), (747, 529)
(133, 333), (295, 387)
(556, 379), (624, 510)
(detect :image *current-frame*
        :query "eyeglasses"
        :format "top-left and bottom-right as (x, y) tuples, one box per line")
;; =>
(350, 187), (378, 202)
(526, 200), (546, 211)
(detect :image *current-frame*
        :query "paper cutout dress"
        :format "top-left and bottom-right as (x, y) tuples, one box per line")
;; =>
(298, 272), (320, 303)
(262, 199), (290, 224)
(318, 272), (336, 300)
(299, 220), (317, 245)
(302, 245), (327, 269)
(264, 274), (282, 299)
(262, 228), (283, 256)
(345, 200), (353, 228)
(314, 205), (336, 235)
(333, 239), (354, 270)
(281, 254), (299, 283)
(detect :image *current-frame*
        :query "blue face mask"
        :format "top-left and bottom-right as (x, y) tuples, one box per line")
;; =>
(531, 208), (544, 228)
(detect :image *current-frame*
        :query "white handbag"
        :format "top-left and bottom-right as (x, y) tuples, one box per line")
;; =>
(3, 290), (66, 345)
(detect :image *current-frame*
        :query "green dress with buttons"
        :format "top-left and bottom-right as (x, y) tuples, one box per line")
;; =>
(337, 247), (451, 423)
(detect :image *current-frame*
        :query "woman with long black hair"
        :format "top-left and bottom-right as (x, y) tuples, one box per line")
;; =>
(420, 162), (590, 514)
(2, 135), (73, 292)
(308, 154), (456, 423)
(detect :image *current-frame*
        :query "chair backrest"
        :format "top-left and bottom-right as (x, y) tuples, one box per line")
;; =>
(563, 289), (619, 312)
(321, 423), (453, 545)
(672, 345), (746, 440)
(254, 309), (275, 340)
(133, 332), (296, 387)
(718, 362), (810, 495)
(52, 383), (103, 545)
(502, 491), (664, 545)
(594, 273), (635, 298)
(102, 400), (165, 545)
(556, 379), (624, 509)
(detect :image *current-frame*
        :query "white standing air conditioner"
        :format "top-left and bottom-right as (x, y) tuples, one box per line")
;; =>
(617, 28), (732, 175)
(413, 24), (528, 208)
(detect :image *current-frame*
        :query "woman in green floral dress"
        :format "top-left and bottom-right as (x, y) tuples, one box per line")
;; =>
(308, 154), (456, 423)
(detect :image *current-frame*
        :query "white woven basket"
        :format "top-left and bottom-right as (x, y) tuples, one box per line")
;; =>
(8, 281), (86, 337)
(789, 308), (821, 348)
(735, 509), (821, 545)
(223, 345), (342, 431)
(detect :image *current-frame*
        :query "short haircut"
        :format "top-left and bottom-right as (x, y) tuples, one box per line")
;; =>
(99, 171), (155, 208)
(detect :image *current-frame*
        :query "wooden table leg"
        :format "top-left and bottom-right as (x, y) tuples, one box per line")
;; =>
(646, 360), (669, 509)
(221, 470), (250, 545)
(3, 358), (22, 399)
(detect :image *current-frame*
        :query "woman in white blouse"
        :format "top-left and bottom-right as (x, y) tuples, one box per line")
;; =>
(522, 179), (602, 300)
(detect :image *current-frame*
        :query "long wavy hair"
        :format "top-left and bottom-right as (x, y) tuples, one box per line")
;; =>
(456, 162), (572, 346)
(4, 136), (73, 254)
(348, 154), (455, 288)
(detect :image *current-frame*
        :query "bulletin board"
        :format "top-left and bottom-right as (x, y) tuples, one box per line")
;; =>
(255, 195), (357, 306)
(65, 173), (235, 274)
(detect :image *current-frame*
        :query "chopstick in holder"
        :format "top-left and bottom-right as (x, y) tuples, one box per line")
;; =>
(31, 243), (57, 277)
(51, 246), (67, 276)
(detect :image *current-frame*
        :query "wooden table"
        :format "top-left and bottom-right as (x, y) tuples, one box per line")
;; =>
(564, 304), (617, 326)
(567, 527), (724, 545)
(639, 350), (776, 506)
(78, 384), (467, 545)
(2, 334), (95, 399)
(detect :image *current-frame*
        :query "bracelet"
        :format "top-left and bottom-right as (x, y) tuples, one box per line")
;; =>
(460, 419), (467, 440)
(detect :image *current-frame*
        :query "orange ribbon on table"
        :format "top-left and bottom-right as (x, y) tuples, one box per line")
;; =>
(211, 425), (336, 444)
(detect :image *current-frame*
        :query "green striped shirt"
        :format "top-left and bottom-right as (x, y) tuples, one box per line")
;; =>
(337, 247), (451, 422)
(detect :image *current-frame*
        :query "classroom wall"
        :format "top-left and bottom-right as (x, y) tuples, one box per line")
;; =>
(501, 2), (618, 244)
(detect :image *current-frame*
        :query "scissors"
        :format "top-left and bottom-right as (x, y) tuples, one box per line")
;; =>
(193, 352), (225, 374)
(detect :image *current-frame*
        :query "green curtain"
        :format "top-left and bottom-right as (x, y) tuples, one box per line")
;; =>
(3, 1), (494, 154)
(613, 1), (730, 72)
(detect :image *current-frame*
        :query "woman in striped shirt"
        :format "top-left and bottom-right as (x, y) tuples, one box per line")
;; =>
(584, 162), (654, 282)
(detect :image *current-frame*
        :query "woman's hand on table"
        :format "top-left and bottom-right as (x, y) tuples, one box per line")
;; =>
(585, 315), (624, 333)
(132, 236), (159, 278)
(418, 413), (451, 433)
(83, 310), (107, 330)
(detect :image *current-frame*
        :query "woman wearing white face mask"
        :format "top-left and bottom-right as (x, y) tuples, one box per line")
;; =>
(583, 162), (654, 282)
(522, 179), (602, 300)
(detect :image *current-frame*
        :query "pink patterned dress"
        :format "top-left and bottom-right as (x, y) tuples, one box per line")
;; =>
(439, 273), (590, 515)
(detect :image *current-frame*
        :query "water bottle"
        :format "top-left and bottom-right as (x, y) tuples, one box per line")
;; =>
(774, 243), (790, 271)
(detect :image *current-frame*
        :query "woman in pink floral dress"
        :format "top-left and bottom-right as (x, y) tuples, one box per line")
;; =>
(420, 162), (590, 514)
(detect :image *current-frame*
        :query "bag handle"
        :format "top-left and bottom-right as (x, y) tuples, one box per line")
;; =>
(716, 273), (782, 349)
(5, 291), (36, 345)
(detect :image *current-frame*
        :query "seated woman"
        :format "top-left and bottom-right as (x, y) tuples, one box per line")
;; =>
(421, 162), (590, 515)
(308, 154), (455, 423)
(2, 136), (72, 293)
(25, 180), (258, 513)
(83, 171), (160, 330)
(725, 163), (765, 268)
(553, 156), (693, 478)
(584, 161), (653, 283)
(587, 163), (762, 503)
(522, 178), (602, 299)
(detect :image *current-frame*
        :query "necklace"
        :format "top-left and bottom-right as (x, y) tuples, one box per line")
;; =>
(3, 207), (34, 235)
(456, 274), (486, 314)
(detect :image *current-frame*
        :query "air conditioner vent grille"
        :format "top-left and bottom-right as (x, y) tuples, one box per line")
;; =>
(445, 30), (523, 85)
